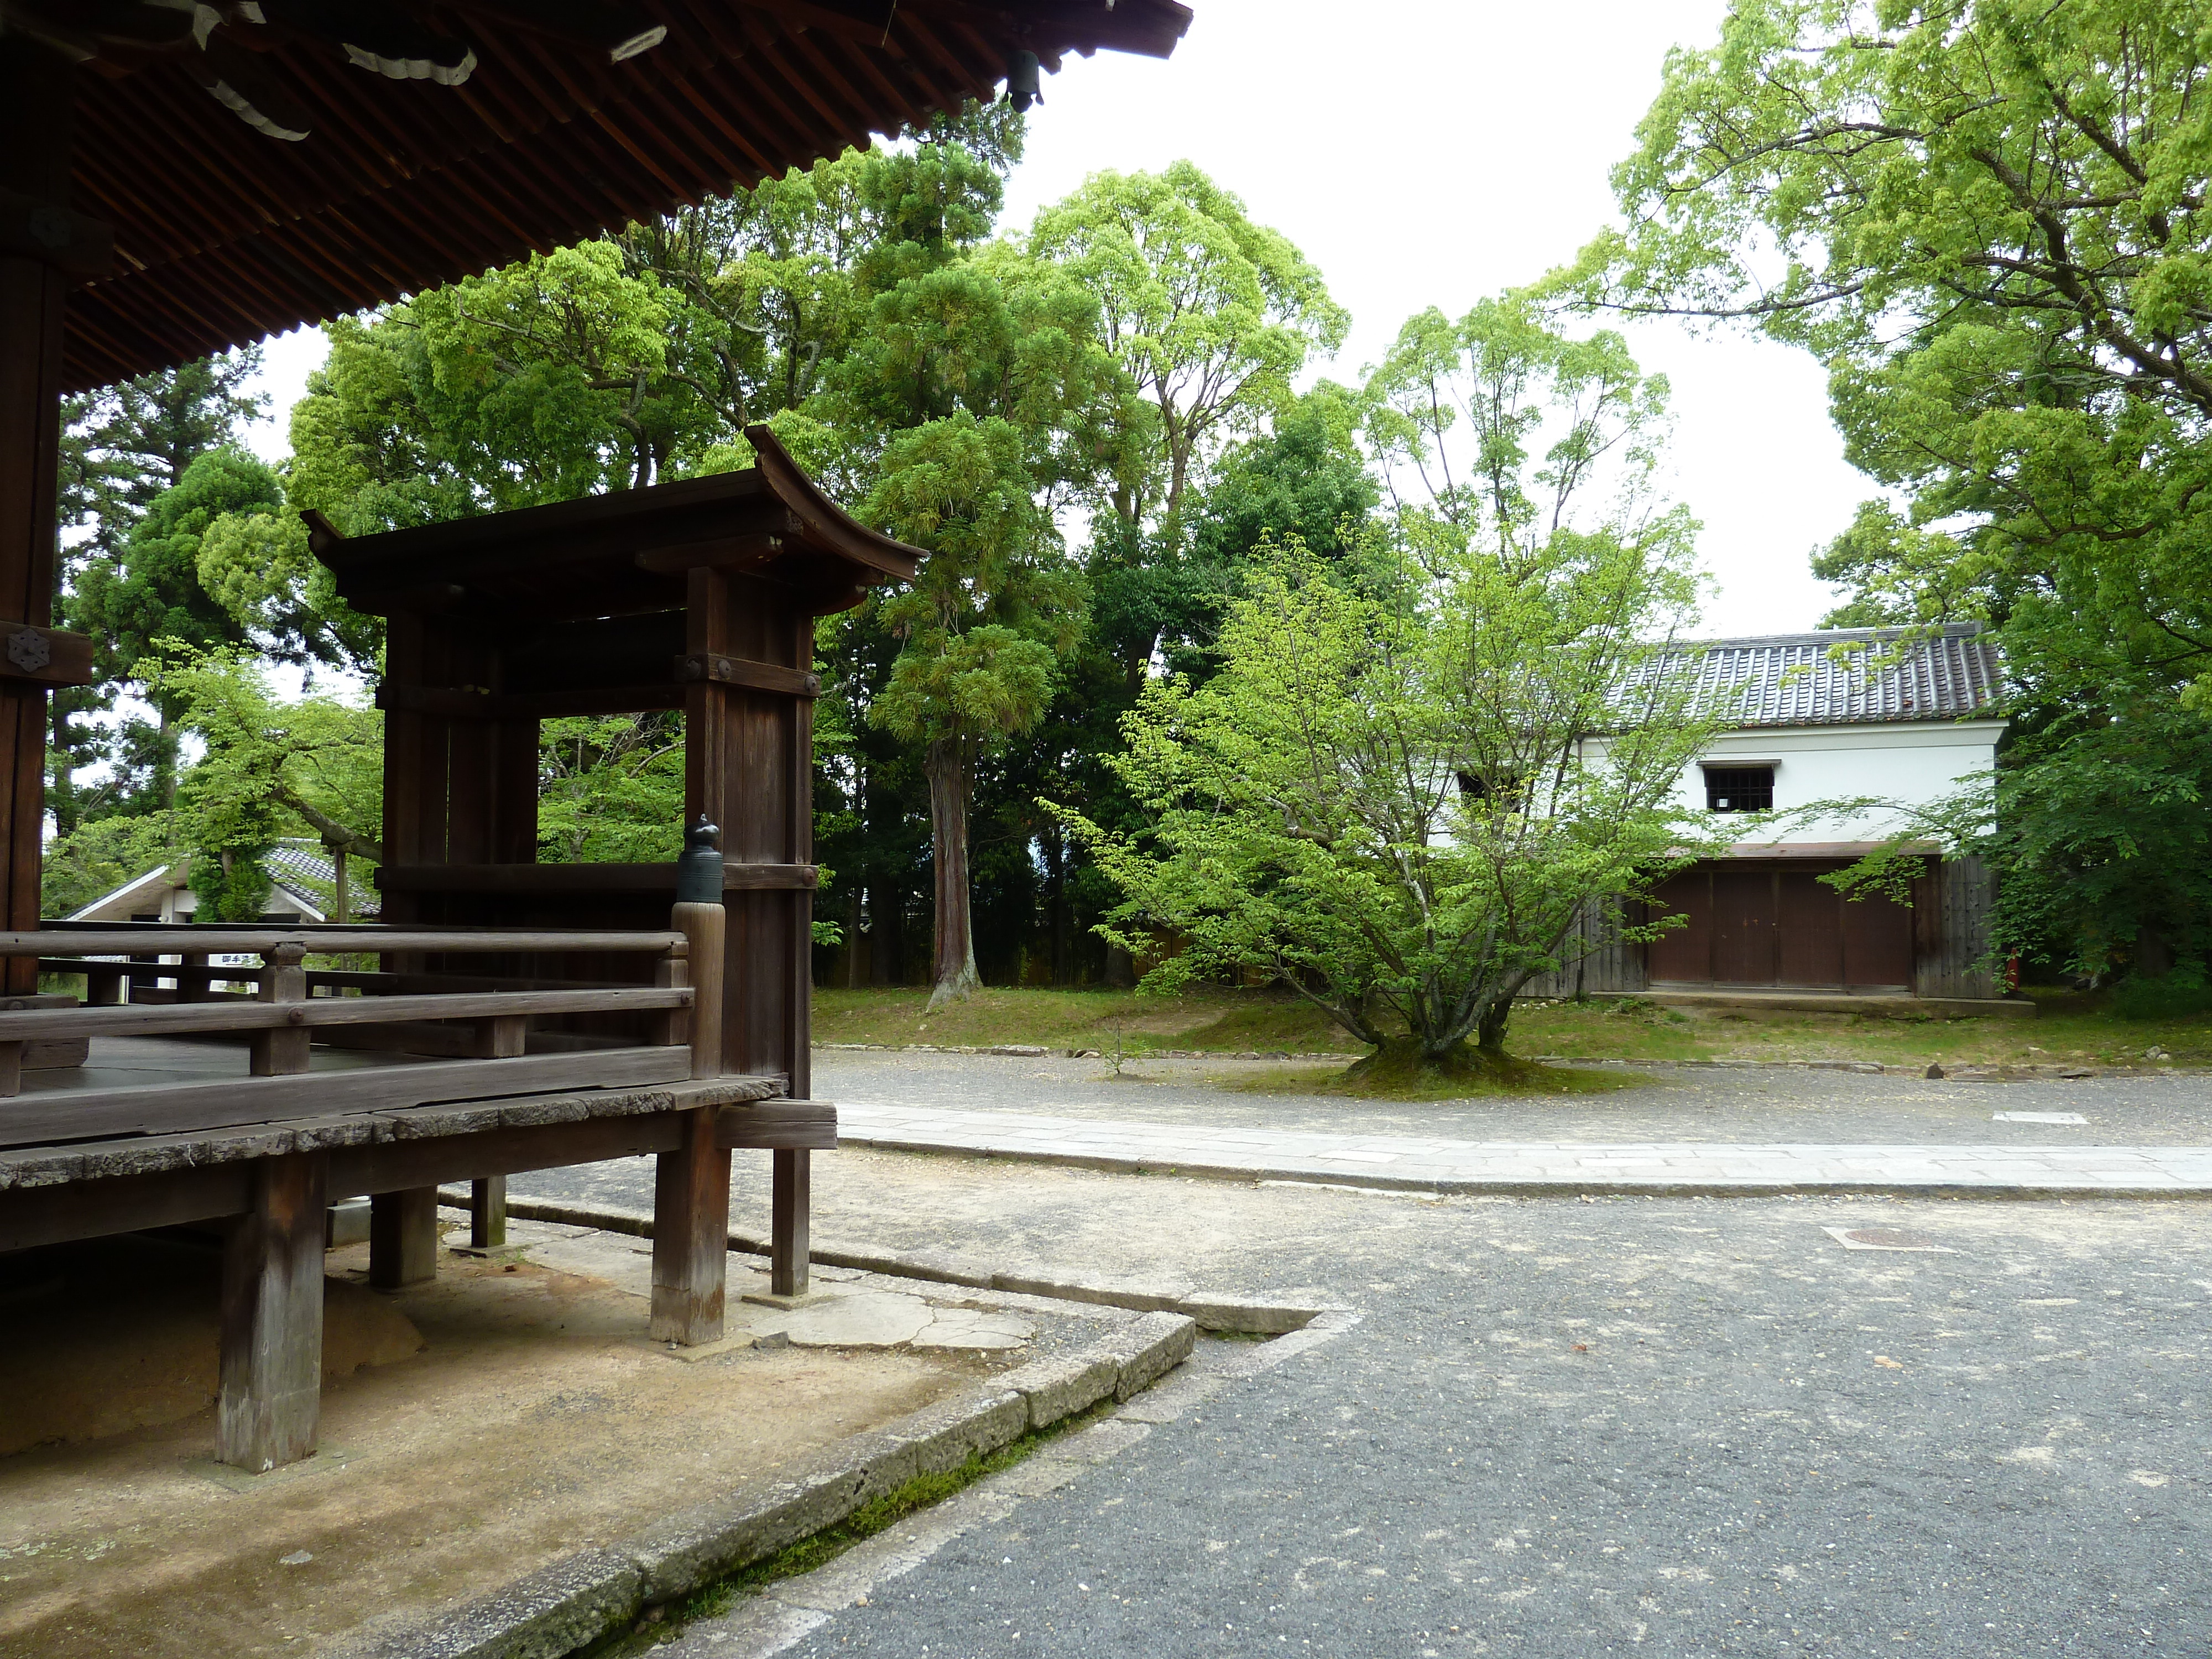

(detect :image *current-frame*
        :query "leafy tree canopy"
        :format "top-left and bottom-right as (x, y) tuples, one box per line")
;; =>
(1063, 317), (1719, 1065)
(1567, 0), (2212, 975)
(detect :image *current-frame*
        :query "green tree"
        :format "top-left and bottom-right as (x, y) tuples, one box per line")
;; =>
(71, 451), (277, 814)
(1030, 162), (1347, 692)
(865, 409), (1092, 1010)
(150, 650), (384, 921)
(1068, 314), (1717, 1068)
(1062, 533), (1714, 1070)
(41, 812), (186, 920)
(1574, 0), (2212, 976)
(52, 351), (265, 834)
(536, 713), (686, 863)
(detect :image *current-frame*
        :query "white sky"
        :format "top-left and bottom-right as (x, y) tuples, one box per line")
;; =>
(243, 0), (1862, 639)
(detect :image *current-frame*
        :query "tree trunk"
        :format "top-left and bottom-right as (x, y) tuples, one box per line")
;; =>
(2137, 923), (2176, 979)
(868, 883), (901, 986)
(47, 695), (75, 839)
(1044, 822), (1071, 986)
(924, 733), (979, 1011)
(846, 889), (862, 989)
(1474, 996), (1511, 1054)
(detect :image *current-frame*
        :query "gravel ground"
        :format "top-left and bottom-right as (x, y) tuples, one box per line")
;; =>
(809, 1050), (2212, 1147)
(505, 1060), (2212, 1655)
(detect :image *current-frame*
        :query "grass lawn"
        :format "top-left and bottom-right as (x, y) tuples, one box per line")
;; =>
(812, 984), (2211, 1072)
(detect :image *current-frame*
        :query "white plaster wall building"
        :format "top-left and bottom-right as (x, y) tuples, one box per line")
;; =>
(1545, 624), (2010, 1003)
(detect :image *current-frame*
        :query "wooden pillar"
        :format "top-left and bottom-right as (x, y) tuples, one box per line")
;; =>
(0, 37), (74, 993)
(771, 1149), (810, 1298)
(369, 1186), (439, 1290)
(676, 900), (725, 1080)
(251, 942), (310, 1076)
(650, 1104), (729, 1344)
(469, 1176), (508, 1249)
(219, 1152), (327, 1472)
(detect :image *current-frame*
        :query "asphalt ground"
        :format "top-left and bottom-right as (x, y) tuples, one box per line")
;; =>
(504, 1061), (2212, 1656)
(806, 1051), (2212, 1147)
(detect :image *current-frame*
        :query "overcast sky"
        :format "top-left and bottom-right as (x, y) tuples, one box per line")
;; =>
(243, 0), (1861, 639)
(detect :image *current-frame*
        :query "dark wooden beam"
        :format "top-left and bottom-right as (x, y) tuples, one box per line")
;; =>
(218, 1151), (327, 1472)
(675, 651), (821, 698)
(650, 1103), (729, 1344)
(0, 1095), (827, 1253)
(0, 35), (74, 998)
(369, 1186), (439, 1290)
(374, 862), (817, 894)
(376, 681), (686, 721)
(0, 620), (93, 687)
(771, 1147), (810, 1297)
(0, 1047), (693, 1150)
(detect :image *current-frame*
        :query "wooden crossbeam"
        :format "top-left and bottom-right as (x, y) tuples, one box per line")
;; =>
(0, 1047), (695, 1150)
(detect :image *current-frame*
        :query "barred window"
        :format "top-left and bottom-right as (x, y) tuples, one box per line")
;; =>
(1704, 766), (1775, 812)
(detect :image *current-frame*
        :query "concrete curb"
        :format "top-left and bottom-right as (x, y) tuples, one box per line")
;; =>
(345, 1300), (1206, 1658)
(820, 1139), (2212, 1202)
(811, 1042), (2187, 1080)
(432, 1187), (1322, 1334)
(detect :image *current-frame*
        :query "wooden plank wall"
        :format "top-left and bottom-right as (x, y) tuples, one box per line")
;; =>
(685, 568), (811, 1096)
(1912, 854), (1997, 999)
(1519, 898), (1649, 999)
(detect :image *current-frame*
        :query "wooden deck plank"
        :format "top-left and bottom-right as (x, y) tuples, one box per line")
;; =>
(0, 985), (690, 1042)
(0, 1048), (696, 1150)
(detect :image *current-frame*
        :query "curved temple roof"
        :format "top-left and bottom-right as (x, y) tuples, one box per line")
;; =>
(30, 0), (1193, 390)
(309, 423), (922, 620)
(307, 422), (920, 624)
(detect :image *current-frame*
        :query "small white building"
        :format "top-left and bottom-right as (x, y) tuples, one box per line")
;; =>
(1555, 624), (2008, 1003)
(66, 841), (374, 925)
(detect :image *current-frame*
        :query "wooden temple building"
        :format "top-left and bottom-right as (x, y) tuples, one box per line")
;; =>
(0, 0), (1190, 1472)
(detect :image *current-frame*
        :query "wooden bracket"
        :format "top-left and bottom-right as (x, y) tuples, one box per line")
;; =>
(0, 190), (112, 278)
(0, 620), (94, 687)
(674, 652), (819, 697)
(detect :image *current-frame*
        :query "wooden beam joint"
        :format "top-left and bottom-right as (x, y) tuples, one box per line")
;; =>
(675, 652), (819, 698)
(0, 620), (93, 686)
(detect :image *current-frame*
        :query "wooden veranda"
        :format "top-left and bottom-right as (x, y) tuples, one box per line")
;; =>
(0, 0), (1190, 1472)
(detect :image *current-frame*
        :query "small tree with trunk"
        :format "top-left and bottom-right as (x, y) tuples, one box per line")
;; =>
(1063, 534), (1715, 1073)
(868, 413), (1083, 1010)
(1062, 303), (1721, 1075)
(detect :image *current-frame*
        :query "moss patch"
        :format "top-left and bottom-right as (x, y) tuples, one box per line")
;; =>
(587, 1400), (1121, 1653)
(1224, 1042), (1644, 1101)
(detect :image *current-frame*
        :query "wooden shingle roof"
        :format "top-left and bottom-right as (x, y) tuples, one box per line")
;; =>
(41, 0), (1193, 392)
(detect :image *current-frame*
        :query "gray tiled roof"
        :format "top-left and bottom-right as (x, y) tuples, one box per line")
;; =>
(1662, 623), (2003, 728)
(266, 838), (382, 919)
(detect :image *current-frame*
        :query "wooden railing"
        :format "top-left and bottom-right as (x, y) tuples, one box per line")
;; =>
(0, 919), (726, 1147)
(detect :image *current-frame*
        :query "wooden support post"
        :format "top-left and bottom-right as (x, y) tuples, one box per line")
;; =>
(650, 1104), (729, 1344)
(771, 1148), (810, 1298)
(0, 1038), (20, 1097)
(369, 1186), (439, 1290)
(250, 942), (310, 1076)
(218, 1151), (327, 1472)
(673, 901), (724, 1079)
(0, 37), (74, 997)
(465, 1014), (527, 1058)
(86, 964), (124, 1005)
(470, 1175), (507, 1249)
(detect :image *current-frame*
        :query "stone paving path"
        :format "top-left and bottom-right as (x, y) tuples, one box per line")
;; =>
(836, 1099), (2212, 1196)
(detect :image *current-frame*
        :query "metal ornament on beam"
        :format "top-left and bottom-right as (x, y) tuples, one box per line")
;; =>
(0, 622), (94, 687)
